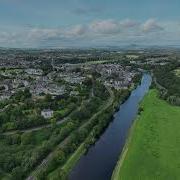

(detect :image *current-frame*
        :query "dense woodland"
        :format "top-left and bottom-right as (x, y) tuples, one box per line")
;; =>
(154, 61), (180, 106)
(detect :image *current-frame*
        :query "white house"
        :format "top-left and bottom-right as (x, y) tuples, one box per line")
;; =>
(25, 68), (43, 76)
(41, 109), (54, 119)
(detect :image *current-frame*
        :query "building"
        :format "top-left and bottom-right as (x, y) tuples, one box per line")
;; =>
(41, 109), (54, 119)
(25, 68), (43, 76)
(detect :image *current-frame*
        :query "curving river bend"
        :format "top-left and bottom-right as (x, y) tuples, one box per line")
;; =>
(69, 74), (152, 180)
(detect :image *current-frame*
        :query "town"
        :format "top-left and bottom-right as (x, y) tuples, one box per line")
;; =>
(0, 49), (141, 122)
(1, 1), (180, 179)
(0, 48), (178, 180)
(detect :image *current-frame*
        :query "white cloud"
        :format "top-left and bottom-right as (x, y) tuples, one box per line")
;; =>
(120, 19), (139, 28)
(0, 18), (178, 48)
(65, 25), (87, 37)
(26, 28), (61, 40)
(142, 19), (164, 33)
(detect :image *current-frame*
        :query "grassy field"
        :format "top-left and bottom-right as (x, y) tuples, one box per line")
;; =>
(112, 89), (180, 180)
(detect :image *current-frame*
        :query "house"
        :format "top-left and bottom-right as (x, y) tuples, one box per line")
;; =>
(25, 68), (43, 76)
(41, 109), (54, 119)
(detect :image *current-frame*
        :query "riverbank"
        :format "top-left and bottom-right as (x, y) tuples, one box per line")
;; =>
(111, 108), (138, 180)
(68, 73), (151, 180)
(47, 89), (130, 179)
(112, 89), (180, 180)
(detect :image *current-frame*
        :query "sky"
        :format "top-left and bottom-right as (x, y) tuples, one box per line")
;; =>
(0, 0), (180, 48)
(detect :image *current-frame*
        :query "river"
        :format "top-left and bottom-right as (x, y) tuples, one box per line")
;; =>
(69, 73), (152, 180)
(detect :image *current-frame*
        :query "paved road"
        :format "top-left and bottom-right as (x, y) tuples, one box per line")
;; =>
(26, 86), (114, 180)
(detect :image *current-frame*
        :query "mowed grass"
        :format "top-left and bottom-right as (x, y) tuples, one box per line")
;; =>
(112, 89), (180, 180)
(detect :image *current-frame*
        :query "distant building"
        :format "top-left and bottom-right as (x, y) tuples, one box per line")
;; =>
(41, 109), (54, 119)
(25, 68), (43, 76)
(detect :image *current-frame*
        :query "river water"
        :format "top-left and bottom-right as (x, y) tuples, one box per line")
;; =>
(69, 74), (152, 180)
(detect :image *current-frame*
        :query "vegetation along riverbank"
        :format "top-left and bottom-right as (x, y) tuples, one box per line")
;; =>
(37, 88), (130, 180)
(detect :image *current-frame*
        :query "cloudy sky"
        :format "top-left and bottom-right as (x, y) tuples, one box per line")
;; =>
(0, 0), (180, 48)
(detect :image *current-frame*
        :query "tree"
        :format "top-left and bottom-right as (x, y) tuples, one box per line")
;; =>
(11, 166), (23, 180)
(6, 134), (21, 145)
(24, 88), (32, 99)
(51, 118), (57, 128)
(45, 94), (52, 102)
(21, 132), (34, 145)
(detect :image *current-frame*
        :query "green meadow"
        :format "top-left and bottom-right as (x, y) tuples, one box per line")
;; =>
(112, 89), (180, 180)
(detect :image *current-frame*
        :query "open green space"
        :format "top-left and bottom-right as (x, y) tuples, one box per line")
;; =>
(112, 89), (180, 180)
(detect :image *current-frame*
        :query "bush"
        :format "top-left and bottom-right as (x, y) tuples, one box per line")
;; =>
(21, 132), (34, 145)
